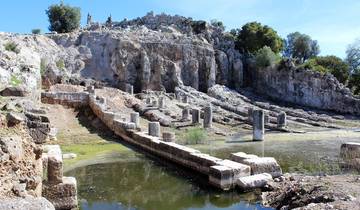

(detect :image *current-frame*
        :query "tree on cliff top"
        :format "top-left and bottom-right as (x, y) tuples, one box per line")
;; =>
(302, 56), (349, 84)
(46, 2), (81, 33)
(235, 22), (283, 54)
(346, 39), (360, 74)
(283, 32), (320, 63)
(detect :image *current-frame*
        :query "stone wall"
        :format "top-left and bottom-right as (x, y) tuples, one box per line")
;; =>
(252, 66), (360, 115)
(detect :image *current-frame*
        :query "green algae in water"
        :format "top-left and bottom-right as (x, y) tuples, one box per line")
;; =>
(65, 153), (272, 210)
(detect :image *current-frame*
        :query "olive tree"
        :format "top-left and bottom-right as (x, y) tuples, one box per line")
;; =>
(235, 22), (283, 54)
(283, 32), (320, 63)
(46, 3), (81, 33)
(346, 39), (360, 74)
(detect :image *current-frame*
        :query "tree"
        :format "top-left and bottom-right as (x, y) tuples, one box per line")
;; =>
(105, 15), (113, 28)
(346, 39), (360, 74)
(46, 3), (81, 33)
(255, 46), (281, 68)
(348, 73), (360, 95)
(31, 29), (41, 34)
(283, 32), (320, 63)
(210, 19), (225, 31)
(302, 56), (350, 84)
(235, 22), (283, 54)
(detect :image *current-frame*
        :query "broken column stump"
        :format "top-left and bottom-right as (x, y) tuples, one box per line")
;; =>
(252, 109), (264, 141)
(148, 122), (160, 137)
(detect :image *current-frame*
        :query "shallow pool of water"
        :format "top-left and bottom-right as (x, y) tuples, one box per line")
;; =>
(65, 149), (272, 210)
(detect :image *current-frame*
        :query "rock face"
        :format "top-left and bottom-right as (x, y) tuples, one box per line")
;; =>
(48, 12), (243, 93)
(252, 66), (360, 115)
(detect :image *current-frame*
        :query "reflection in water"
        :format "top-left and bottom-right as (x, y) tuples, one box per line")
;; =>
(66, 153), (272, 210)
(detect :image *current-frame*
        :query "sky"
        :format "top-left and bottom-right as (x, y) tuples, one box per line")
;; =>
(0, 0), (359, 58)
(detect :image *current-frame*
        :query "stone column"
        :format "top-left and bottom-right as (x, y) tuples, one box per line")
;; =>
(253, 109), (264, 141)
(162, 132), (175, 142)
(203, 105), (213, 128)
(277, 112), (286, 128)
(158, 97), (165, 109)
(130, 112), (140, 128)
(192, 108), (201, 124)
(148, 122), (160, 137)
(125, 84), (133, 95)
(182, 95), (189, 103)
(182, 108), (190, 121)
(248, 107), (254, 122)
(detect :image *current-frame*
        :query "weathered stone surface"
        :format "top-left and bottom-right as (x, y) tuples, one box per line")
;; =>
(253, 66), (360, 115)
(162, 132), (175, 142)
(253, 109), (264, 141)
(62, 153), (77, 159)
(148, 122), (160, 137)
(0, 86), (29, 97)
(341, 142), (360, 159)
(238, 157), (282, 178)
(0, 136), (23, 162)
(158, 97), (165, 109)
(0, 197), (55, 210)
(43, 177), (77, 210)
(6, 112), (25, 126)
(236, 173), (272, 191)
(46, 145), (63, 184)
(230, 152), (259, 162)
(130, 112), (140, 128)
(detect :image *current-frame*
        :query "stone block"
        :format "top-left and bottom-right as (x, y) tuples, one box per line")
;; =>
(230, 152), (259, 163)
(277, 111), (287, 128)
(148, 122), (160, 137)
(162, 132), (175, 142)
(46, 145), (63, 184)
(158, 97), (165, 108)
(130, 112), (140, 128)
(239, 157), (282, 178)
(340, 142), (360, 159)
(182, 108), (190, 121)
(218, 159), (251, 179)
(236, 173), (273, 191)
(43, 177), (77, 210)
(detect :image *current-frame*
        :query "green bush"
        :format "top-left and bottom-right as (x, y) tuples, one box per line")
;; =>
(185, 128), (207, 145)
(255, 46), (280, 68)
(46, 3), (81, 33)
(4, 42), (20, 54)
(235, 22), (283, 54)
(31, 29), (41, 34)
(56, 59), (65, 70)
(10, 75), (21, 87)
(301, 56), (350, 84)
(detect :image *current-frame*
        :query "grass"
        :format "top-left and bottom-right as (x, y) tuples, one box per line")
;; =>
(4, 42), (20, 54)
(184, 127), (207, 145)
(62, 141), (128, 165)
(10, 75), (21, 87)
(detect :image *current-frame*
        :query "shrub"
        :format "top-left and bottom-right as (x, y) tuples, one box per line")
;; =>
(56, 59), (65, 70)
(302, 56), (350, 84)
(31, 29), (41, 34)
(235, 22), (283, 54)
(4, 42), (20, 54)
(10, 75), (21, 87)
(46, 3), (81, 33)
(185, 128), (207, 145)
(255, 46), (281, 68)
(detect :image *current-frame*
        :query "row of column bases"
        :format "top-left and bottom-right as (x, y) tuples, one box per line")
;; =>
(141, 106), (286, 142)
(91, 85), (287, 142)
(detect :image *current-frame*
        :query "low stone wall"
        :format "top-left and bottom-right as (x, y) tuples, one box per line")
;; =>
(41, 92), (89, 107)
(42, 88), (282, 191)
(252, 66), (360, 115)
